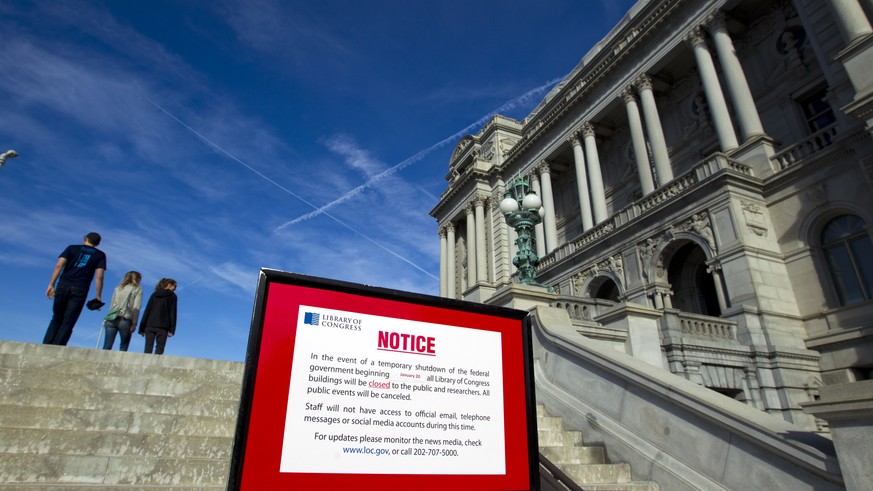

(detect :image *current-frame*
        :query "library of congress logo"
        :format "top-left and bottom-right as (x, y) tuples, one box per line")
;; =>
(303, 311), (362, 331)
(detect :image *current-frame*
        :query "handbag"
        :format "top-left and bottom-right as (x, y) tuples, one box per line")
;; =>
(103, 287), (133, 322)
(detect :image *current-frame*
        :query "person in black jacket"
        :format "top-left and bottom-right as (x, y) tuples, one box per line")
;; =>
(139, 278), (177, 355)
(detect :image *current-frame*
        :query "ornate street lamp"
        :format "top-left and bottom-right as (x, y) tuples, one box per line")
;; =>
(0, 150), (18, 169)
(499, 174), (552, 290)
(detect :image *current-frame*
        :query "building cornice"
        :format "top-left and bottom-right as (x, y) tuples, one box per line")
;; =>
(504, 0), (691, 167)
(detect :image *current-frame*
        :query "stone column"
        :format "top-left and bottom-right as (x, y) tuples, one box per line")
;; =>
(663, 289), (673, 309)
(582, 122), (608, 223)
(708, 263), (729, 313)
(569, 132), (594, 231)
(636, 74), (673, 184)
(652, 291), (665, 309)
(446, 223), (456, 298)
(622, 87), (656, 195)
(439, 227), (447, 297)
(707, 12), (765, 141)
(537, 161), (559, 253)
(829, 0), (873, 43)
(474, 196), (488, 283)
(686, 27), (739, 151)
(530, 174), (547, 258)
(465, 203), (477, 287)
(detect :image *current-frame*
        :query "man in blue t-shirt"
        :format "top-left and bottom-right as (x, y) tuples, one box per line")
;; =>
(43, 232), (107, 345)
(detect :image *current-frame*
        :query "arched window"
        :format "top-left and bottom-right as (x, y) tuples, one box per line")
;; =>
(822, 215), (873, 306)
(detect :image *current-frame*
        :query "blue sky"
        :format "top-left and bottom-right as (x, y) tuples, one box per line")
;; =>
(0, 0), (636, 361)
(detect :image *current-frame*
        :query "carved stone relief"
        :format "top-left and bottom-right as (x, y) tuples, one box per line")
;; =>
(500, 137), (519, 156)
(740, 200), (768, 237)
(480, 137), (495, 162)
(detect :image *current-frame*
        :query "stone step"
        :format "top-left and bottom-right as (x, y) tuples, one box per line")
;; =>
(0, 364), (242, 400)
(562, 462), (632, 484)
(0, 342), (241, 373)
(0, 405), (235, 437)
(0, 427), (233, 459)
(0, 454), (229, 487)
(536, 405), (659, 490)
(0, 350), (243, 375)
(580, 484), (660, 491)
(541, 444), (606, 465)
(537, 428), (583, 447)
(0, 486), (223, 490)
(536, 414), (565, 431)
(0, 385), (239, 418)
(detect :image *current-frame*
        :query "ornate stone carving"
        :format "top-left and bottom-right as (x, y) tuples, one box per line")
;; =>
(536, 160), (551, 175)
(621, 86), (637, 104)
(705, 10), (727, 33)
(597, 254), (623, 279)
(684, 27), (706, 48)
(573, 267), (596, 297)
(741, 200), (768, 237)
(635, 73), (653, 92)
(480, 137), (495, 162)
(639, 236), (663, 281)
(499, 137), (519, 156)
(689, 212), (717, 252)
(568, 132), (583, 147)
(581, 122), (596, 138)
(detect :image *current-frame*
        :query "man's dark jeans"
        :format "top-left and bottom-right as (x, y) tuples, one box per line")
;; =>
(43, 286), (87, 345)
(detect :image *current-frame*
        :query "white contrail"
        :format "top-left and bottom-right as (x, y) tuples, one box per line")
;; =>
(147, 99), (439, 280)
(273, 77), (562, 230)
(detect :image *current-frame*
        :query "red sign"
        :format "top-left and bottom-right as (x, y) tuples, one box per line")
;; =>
(228, 269), (539, 490)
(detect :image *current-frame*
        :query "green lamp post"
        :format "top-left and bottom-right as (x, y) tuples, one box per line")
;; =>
(499, 174), (552, 290)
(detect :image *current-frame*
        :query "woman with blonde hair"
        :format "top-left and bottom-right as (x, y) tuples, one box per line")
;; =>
(101, 271), (143, 351)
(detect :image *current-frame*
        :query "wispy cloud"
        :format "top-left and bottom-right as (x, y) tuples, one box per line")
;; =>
(147, 100), (438, 281)
(218, 0), (352, 65)
(274, 77), (562, 229)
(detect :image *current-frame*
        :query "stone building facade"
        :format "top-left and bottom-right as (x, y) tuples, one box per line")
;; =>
(431, 0), (873, 431)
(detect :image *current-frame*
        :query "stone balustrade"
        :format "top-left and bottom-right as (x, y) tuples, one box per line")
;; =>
(671, 310), (737, 340)
(538, 153), (751, 272)
(771, 123), (838, 170)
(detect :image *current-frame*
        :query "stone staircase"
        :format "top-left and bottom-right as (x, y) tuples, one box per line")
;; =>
(0, 340), (657, 489)
(0, 340), (243, 489)
(537, 405), (659, 491)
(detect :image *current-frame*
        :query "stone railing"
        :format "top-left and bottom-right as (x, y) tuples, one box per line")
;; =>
(539, 153), (751, 270)
(669, 310), (737, 341)
(771, 123), (838, 170)
(551, 296), (615, 323)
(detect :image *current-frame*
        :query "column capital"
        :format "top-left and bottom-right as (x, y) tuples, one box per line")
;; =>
(705, 10), (727, 33)
(684, 26), (707, 48)
(581, 122), (596, 138)
(536, 160), (551, 174)
(635, 73), (653, 92)
(465, 202), (475, 215)
(473, 194), (488, 208)
(621, 86), (637, 104)
(445, 222), (455, 233)
(568, 132), (583, 147)
(438, 226), (447, 238)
